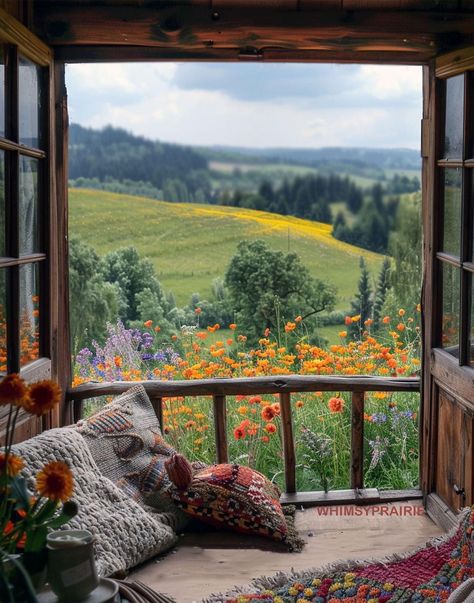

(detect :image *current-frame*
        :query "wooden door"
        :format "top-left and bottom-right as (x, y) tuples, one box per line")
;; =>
(422, 50), (474, 522)
(0, 7), (69, 441)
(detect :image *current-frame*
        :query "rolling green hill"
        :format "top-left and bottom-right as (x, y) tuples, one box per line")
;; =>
(69, 188), (384, 309)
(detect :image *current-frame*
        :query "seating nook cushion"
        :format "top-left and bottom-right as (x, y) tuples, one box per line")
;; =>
(76, 385), (176, 501)
(168, 463), (290, 543)
(12, 427), (177, 576)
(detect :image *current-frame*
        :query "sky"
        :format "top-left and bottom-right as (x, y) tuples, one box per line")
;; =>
(66, 62), (422, 149)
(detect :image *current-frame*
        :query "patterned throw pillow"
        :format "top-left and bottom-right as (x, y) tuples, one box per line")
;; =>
(76, 385), (185, 528)
(167, 463), (290, 544)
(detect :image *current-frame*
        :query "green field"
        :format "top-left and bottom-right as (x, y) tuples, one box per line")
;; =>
(69, 188), (384, 309)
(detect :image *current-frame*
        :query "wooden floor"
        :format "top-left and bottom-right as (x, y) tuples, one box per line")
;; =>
(129, 501), (444, 603)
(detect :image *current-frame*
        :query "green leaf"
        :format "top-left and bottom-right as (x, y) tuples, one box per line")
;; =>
(48, 501), (78, 528)
(24, 526), (48, 553)
(31, 499), (57, 524)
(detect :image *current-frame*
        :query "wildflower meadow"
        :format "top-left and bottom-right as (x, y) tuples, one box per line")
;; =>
(73, 306), (421, 493)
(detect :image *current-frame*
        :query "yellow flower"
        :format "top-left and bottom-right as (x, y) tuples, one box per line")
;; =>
(311, 578), (322, 586)
(36, 461), (74, 502)
(383, 583), (394, 591)
(303, 588), (314, 597)
(288, 587), (298, 596)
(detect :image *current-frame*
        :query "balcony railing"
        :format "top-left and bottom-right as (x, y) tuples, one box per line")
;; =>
(67, 374), (421, 505)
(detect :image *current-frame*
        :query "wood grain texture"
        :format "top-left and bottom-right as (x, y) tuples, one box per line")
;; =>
(280, 488), (379, 505)
(351, 391), (364, 489)
(436, 46), (474, 78)
(279, 392), (296, 494)
(0, 7), (51, 65)
(150, 396), (163, 430)
(32, 4), (474, 61)
(213, 394), (228, 464)
(431, 348), (474, 411)
(53, 62), (72, 427)
(67, 375), (419, 402)
(436, 390), (464, 510)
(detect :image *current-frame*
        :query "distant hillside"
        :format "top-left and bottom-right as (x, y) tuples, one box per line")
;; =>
(69, 123), (211, 202)
(69, 188), (383, 308)
(199, 145), (421, 179)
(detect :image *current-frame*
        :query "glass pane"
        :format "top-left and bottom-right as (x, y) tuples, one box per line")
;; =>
(470, 275), (474, 365)
(19, 156), (39, 255)
(0, 151), (4, 257)
(442, 168), (462, 256)
(444, 75), (464, 160)
(19, 263), (40, 366)
(19, 56), (41, 149)
(0, 47), (4, 139)
(441, 262), (460, 354)
(0, 269), (6, 374)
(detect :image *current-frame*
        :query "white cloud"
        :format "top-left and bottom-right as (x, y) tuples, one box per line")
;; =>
(65, 62), (422, 149)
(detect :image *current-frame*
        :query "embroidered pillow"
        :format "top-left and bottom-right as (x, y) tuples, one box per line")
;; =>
(76, 385), (186, 529)
(168, 463), (292, 545)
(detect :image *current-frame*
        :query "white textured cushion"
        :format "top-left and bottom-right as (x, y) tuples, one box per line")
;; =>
(13, 427), (177, 576)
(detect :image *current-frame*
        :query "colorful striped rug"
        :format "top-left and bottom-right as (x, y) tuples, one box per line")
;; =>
(205, 507), (474, 603)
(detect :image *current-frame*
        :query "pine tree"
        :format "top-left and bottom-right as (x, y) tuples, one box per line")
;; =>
(373, 257), (391, 330)
(348, 257), (373, 339)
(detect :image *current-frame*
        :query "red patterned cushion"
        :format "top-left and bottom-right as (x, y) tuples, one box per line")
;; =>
(168, 463), (289, 542)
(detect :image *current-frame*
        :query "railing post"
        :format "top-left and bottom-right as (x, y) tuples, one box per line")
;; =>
(279, 392), (296, 494)
(351, 391), (365, 490)
(72, 397), (83, 424)
(213, 394), (228, 464)
(150, 396), (163, 430)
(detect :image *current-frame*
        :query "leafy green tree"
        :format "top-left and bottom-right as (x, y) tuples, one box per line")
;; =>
(101, 247), (173, 330)
(382, 193), (422, 317)
(348, 257), (373, 339)
(225, 240), (336, 343)
(69, 237), (119, 353)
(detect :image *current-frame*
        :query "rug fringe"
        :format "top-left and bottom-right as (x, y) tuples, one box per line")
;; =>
(202, 506), (470, 603)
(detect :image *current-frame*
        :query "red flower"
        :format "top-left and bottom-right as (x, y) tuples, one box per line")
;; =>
(328, 396), (345, 414)
(261, 405), (276, 421)
(234, 427), (245, 440)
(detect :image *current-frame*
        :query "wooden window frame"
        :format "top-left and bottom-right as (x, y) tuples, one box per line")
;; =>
(0, 15), (53, 386)
(434, 70), (474, 369)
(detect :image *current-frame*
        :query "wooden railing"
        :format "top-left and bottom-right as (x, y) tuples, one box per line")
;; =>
(67, 375), (420, 504)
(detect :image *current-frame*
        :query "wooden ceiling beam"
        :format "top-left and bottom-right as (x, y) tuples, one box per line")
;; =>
(33, 5), (474, 61)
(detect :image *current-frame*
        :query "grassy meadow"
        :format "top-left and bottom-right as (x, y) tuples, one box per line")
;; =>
(69, 188), (384, 309)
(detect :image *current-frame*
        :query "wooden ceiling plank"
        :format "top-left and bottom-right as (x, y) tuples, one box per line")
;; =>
(53, 43), (433, 63)
(34, 6), (474, 47)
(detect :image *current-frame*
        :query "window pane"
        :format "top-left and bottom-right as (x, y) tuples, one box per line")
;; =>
(442, 168), (462, 256)
(19, 56), (41, 149)
(444, 75), (464, 160)
(441, 262), (460, 354)
(0, 151), (4, 257)
(0, 47), (4, 139)
(19, 156), (39, 255)
(470, 275), (474, 365)
(19, 263), (39, 366)
(0, 269), (6, 375)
